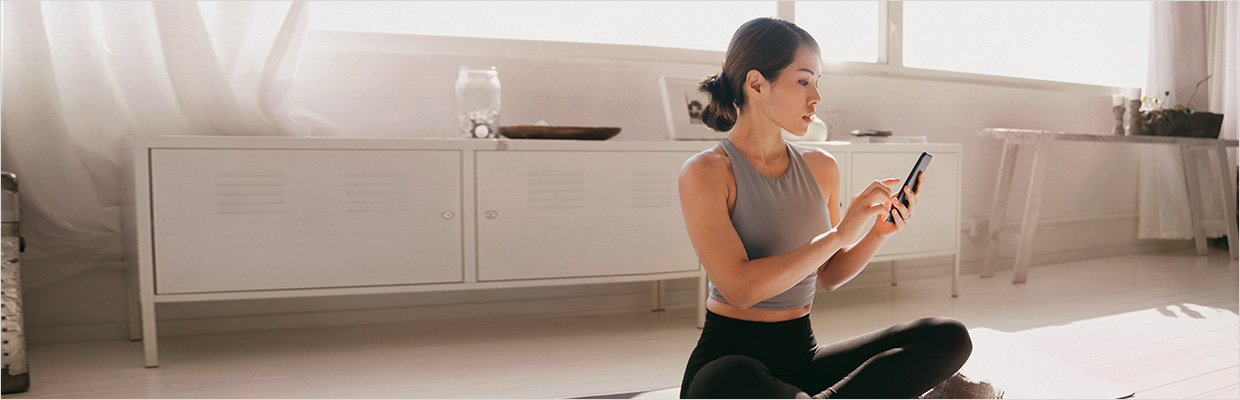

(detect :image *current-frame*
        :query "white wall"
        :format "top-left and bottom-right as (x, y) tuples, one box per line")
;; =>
(22, 31), (1203, 344)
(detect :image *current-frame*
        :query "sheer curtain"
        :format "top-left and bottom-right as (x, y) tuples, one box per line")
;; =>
(1138, 1), (1238, 240)
(1, 1), (335, 289)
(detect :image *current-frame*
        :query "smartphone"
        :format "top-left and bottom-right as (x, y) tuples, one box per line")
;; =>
(886, 152), (932, 223)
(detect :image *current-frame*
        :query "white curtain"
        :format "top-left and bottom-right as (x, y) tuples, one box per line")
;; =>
(1138, 1), (1238, 240)
(1, 1), (336, 289)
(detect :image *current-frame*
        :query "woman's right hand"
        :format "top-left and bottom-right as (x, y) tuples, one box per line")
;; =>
(833, 178), (900, 243)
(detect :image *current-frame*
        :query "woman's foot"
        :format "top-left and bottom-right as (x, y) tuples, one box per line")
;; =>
(920, 372), (1004, 399)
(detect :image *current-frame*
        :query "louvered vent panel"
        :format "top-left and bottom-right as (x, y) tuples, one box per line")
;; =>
(527, 172), (584, 210)
(345, 173), (411, 213)
(631, 171), (674, 208)
(215, 173), (286, 214)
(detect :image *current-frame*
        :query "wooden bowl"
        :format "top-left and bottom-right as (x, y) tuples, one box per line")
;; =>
(498, 126), (621, 140)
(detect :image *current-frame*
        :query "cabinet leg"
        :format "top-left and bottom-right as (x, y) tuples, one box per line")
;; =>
(650, 280), (665, 312)
(952, 254), (960, 298)
(982, 140), (1021, 278)
(142, 301), (159, 368)
(890, 260), (898, 286)
(1181, 145), (1209, 256)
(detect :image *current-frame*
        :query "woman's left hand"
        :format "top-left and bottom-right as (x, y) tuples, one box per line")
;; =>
(875, 171), (923, 238)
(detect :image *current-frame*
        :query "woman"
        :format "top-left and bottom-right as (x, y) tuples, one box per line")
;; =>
(678, 18), (972, 399)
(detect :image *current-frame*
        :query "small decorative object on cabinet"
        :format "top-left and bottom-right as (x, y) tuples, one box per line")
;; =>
(456, 66), (502, 138)
(660, 76), (729, 141)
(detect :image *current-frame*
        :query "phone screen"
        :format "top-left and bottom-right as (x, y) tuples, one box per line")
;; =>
(886, 152), (932, 223)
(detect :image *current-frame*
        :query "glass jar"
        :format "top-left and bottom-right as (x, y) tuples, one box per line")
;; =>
(455, 66), (501, 138)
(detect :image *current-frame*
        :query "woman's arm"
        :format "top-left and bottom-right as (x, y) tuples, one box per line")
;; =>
(809, 150), (879, 291)
(815, 156), (850, 291)
(679, 151), (850, 309)
(817, 172), (923, 290)
(817, 223), (889, 291)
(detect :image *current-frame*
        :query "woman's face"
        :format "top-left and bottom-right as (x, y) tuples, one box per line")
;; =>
(758, 45), (822, 136)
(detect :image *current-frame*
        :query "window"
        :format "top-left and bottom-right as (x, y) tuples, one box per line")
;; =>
(903, 1), (1150, 88)
(794, 1), (881, 63)
(307, 1), (776, 52)
(305, 1), (1151, 88)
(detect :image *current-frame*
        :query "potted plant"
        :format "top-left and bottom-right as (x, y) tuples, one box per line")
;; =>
(1139, 75), (1224, 138)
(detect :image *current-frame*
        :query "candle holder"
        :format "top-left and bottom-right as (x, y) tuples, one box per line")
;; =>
(1124, 100), (1142, 136)
(1111, 105), (1125, 135)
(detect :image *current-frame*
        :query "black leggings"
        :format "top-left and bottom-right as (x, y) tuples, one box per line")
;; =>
(681, 311), (972, 399)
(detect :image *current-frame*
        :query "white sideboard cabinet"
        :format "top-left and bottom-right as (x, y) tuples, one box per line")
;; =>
(124, 136), (961, 367)
(475, 150), (698, 281)
(150, 149), (464, 293)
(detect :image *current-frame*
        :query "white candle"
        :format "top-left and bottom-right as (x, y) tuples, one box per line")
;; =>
(1112, 94), (1125, 106)
(1126, 87), (1142, 102)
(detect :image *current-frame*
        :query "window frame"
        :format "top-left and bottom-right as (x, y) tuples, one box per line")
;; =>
(303, 1), (1130, 95)
(790, 1), (1125, 95)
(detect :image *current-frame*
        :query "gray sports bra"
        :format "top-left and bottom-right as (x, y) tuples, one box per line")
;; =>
(709, 138), (832, 310)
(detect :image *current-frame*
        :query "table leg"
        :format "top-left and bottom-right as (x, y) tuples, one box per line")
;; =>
(982, 140), (1022, 278)
(1180, 145), (1209, 255)
(1013, 142), (1051, 284)
(1211, 145), (1239, 259)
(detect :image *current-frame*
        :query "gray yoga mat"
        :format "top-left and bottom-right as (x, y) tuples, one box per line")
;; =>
(577, 328), (1133, 399)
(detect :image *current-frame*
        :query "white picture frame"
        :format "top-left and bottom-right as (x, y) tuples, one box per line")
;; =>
(659, 75), (730, 140)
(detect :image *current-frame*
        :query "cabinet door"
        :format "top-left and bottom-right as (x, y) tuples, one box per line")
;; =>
(150, 149), (463, 294)
(476, 151), (699, 281)
(849, 151), (959, 256)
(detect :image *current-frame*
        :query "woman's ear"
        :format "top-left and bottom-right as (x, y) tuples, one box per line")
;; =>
(744, 69), (766, 101)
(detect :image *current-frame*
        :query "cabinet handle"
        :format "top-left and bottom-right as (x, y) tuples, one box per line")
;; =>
(442, 211), (455, 220)
(485, 210), (498, 219)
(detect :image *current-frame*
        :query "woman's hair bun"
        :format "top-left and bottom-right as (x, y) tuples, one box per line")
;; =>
(700, 74), (723, 95)
(698, 73), (737, 132)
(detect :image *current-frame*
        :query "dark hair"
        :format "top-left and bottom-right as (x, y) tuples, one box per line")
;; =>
(699, 17), (820, 132)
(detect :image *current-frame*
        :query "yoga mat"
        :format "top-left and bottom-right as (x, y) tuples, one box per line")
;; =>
(577, 328), (1133, 399)
(959, 327), (1133, 399)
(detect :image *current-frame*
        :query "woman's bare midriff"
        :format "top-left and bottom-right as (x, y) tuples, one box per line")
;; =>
(707, 297), (812, 322)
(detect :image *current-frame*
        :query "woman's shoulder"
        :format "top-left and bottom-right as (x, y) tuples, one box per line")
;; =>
(683, 145), (730, 170)
(680, 145), (732, 182)
(789, 142), (839, 170)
